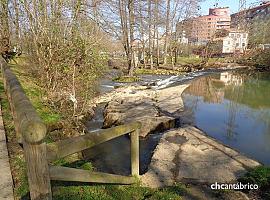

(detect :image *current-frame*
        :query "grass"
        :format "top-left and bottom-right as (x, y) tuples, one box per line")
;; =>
(238, 166), (270, 199)
(177, 56), (203, 65)
(8, 61), (61, 125)
(113, 76), (141, 82)
(135, 68), (185, 76)
(1, 60), (187, 199)
(52, 183), (186, 200)
(0, 59), (62, 199)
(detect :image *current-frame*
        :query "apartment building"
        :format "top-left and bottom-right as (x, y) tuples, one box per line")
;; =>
(188, 7), (231, 44)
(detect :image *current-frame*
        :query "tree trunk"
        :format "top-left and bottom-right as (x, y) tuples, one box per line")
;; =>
(119, 0), (130, 73)
(154, 0), (159, 68)
(163, 0), (170, 65)
(13, 0), (21, 49)
(128, 0), (135, 76)
(148, 0), (153, 69)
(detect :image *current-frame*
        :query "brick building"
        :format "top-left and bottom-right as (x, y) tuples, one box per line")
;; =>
(179, 7), (231, 44)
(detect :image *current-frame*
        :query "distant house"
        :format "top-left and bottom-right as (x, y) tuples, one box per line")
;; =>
(178, 31), (189, 44)
(222, 30), (248, 53)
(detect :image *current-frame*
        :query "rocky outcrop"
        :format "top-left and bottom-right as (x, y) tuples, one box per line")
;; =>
(103, 84), (189, 137)
(141, 125), (260, 188)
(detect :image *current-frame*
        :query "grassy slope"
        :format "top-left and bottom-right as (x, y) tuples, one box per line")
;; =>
(0, 61), (188, 199)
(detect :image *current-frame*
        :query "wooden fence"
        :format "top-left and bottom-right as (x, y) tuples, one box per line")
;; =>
(0, 58), (141, 200)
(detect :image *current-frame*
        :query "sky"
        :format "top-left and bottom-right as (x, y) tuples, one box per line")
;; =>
(199, 0), (262, 15)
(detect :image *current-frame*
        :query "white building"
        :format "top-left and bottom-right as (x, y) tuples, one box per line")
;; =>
(220, 72), (243, 86)
(222, 31), (248, 53)
(178, 31), (189, 44)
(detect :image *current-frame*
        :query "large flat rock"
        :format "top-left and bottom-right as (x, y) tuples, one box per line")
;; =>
(103, 84), (189, 137)
(142, 126), (260, 188)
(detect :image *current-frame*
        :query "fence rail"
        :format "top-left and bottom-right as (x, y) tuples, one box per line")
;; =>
(0, 58), (141, 200)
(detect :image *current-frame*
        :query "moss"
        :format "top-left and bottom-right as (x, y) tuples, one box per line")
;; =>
(113, 76), (140, 83)
(135, 68), (185, 76)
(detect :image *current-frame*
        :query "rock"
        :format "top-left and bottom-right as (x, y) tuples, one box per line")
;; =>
(157, 84), (189, 115)
(103, 84), (189, 137)
(141, 125), (260, 188)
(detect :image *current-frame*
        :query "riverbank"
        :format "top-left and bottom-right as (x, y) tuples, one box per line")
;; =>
(2, 61), (268, 199)
(87, 65), (269, 200)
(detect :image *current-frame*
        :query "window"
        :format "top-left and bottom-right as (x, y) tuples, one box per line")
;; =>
(230, 33), (235, 37)
(227, 41), (230, 45)
(242, 43), (245, 47)
(243, 34), (247, 38)
(236, 43), (239, 47)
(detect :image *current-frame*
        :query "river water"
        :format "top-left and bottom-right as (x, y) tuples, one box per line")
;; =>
(182, 70), (270, 165)
(84, 68), (270, 176)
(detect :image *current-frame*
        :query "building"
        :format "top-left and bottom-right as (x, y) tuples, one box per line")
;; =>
(222, 30), (248, 53)
(231, 1), (270, 29)
(220, 72), (243, 86)
(177, 31), (189, 44)
(180, 7), (231, 44)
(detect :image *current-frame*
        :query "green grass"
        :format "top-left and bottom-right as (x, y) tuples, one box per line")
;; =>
(113, 76), (141, 82)
(9, 62), (61, 125)
(53, 183), (185, 200)
(177, 56), (203, 65)
(239, 166), (270, 188)
(238, 166), (270, 199)
(135, 68), (185, 75)
(1, 60), (187, 200)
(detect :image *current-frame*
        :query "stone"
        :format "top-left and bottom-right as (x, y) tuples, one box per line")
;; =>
(141, 126), (260, 188)
(103, 84), (189, 137)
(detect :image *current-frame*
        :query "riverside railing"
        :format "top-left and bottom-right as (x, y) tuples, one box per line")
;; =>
(0, 58), (141, 200)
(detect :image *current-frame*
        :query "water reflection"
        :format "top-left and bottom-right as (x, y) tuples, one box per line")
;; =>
(182, 70), (270, 165)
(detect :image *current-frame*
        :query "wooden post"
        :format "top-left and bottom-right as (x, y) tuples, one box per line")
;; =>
(22, 120), (51, 200)
(130, 128), (139, 176)
(0, 59), (52, 199)
(23, 142), (52, 200)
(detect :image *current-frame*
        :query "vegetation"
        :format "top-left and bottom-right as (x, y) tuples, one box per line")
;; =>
(237, 49), (270, 69)
(52, 183), (186, 200)
(135, 68), (185, 75)
(238, 166), (270, 199)
(113, 76), (141, 82)
(249, 17), (270, 47)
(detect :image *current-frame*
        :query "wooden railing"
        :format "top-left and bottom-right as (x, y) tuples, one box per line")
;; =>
(0, 58), (141, 200)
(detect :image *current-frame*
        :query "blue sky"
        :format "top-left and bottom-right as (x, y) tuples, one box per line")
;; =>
(200, 0), (261, 15)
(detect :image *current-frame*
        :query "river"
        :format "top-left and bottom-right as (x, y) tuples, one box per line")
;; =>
(84, 68), (270, 176)
(182, 70), (270, 165)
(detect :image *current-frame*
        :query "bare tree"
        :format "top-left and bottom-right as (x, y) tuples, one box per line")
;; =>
(163, 0), (171, 65)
